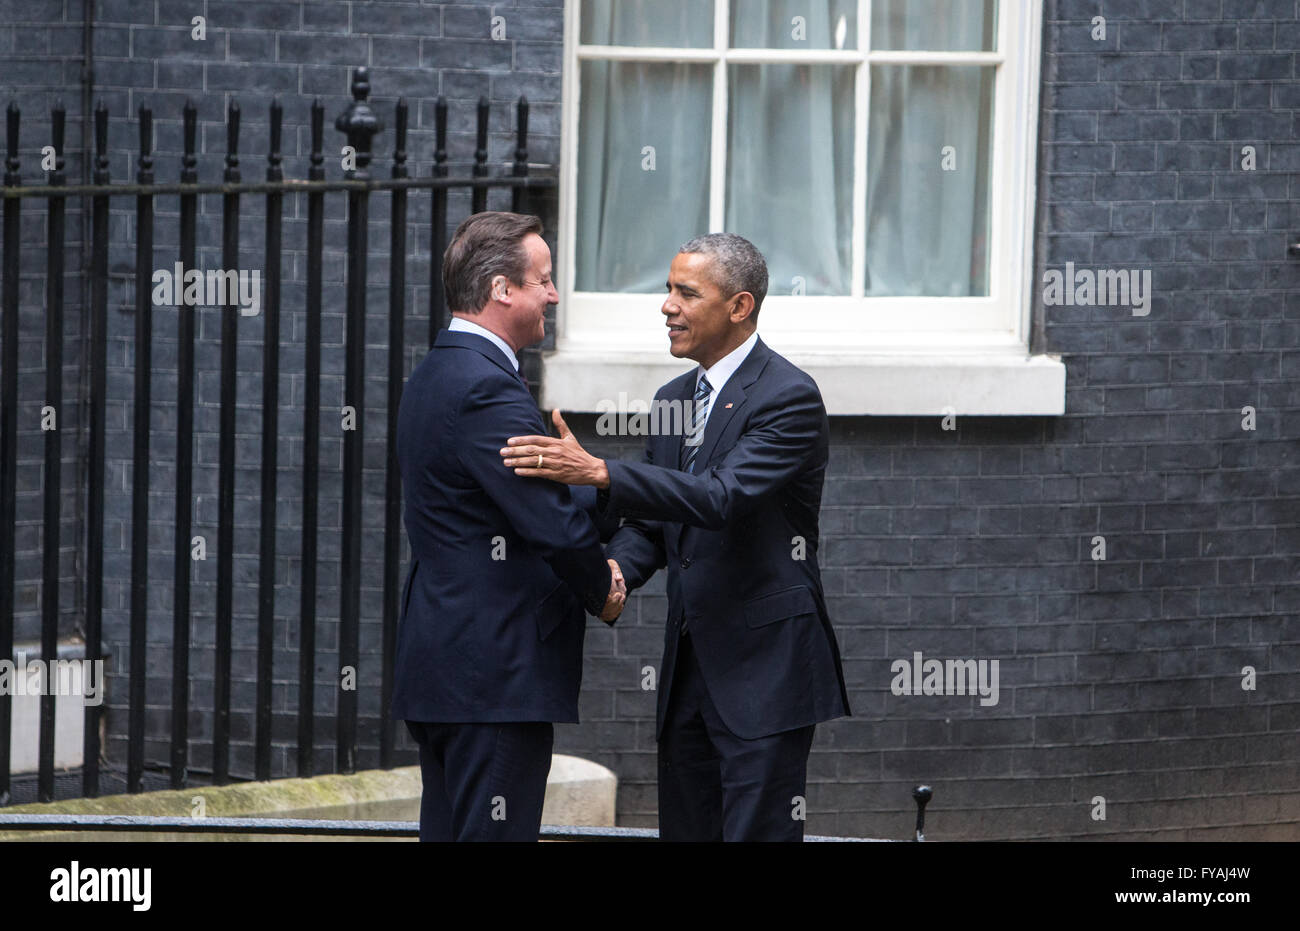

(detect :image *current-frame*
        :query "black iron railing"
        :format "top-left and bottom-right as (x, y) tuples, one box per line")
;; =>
(0, 66), (554, 805)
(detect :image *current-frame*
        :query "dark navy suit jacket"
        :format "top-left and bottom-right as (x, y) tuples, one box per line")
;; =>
(391, 328), (612, 724)
(603, 336), (850, 740)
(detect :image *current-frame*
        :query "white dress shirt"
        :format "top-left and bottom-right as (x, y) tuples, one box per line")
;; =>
(695, 330), (758, 428)
(449, 315), (519, 371)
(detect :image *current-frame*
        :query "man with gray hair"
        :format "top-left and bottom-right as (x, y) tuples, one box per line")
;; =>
(501, 232), (850, 841)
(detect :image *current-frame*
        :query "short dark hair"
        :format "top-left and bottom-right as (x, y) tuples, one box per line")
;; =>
(443, 211), (544, 314)
(678, 232), (768, 319)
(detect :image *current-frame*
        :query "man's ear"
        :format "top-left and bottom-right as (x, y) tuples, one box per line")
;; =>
(729, 291), (756, 324)
(491, 274), (511, 303)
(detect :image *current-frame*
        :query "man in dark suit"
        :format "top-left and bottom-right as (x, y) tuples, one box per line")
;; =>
(393, 212), (625, 842)
(500, 233), (850, 841)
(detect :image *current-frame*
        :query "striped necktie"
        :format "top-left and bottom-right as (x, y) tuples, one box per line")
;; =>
(680, 374), (712, 473)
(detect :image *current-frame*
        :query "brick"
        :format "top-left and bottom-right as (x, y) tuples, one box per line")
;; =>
(278, 33), (369, 64)
(1162, 83), (1239, 111)
(1220, 53), (1294, 80)
(1222, 0), (1295, 21)
(1098, 53), (1182, 82)
(1162, 24), (1238, 50)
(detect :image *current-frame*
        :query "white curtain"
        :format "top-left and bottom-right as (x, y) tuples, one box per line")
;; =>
(870, 0), (996, 51)
(864, 63), (993, 296)
(864, 0), (995, 296)
(576, 0), (712, 292)
(730, 0), (857, 49)
(575, 59), (712, 292)
(728, 1), (856, 296)
(576, 0), (996, 297)
(579, 0), (712, 48)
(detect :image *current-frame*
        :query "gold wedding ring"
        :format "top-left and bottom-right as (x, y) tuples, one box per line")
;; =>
(538, 454), (544, 469)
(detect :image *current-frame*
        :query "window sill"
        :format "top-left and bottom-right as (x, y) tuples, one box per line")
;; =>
(539, 348), (1066, 416)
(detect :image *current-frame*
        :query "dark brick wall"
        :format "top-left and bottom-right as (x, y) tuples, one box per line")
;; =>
(555, 0), (1300, 841)
(2, 0), (1297, 839)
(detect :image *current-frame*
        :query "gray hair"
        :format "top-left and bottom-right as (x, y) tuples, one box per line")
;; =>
(443, 211), (543, 314)
(678, 233), (768, 318)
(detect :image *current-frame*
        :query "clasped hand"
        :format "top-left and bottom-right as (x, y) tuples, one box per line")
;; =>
(601, 559), (625, 624)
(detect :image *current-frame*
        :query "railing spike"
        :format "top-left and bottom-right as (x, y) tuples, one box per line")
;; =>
(6, 103), (21, 183)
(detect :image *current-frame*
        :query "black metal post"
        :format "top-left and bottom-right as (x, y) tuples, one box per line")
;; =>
(256, 99), (283, 781)
(511, 96), (529, 214)
(913, 784), (933, 841)
(335, 68), (382, 774)
(471, 97), (489, 214)
(214, 100), (240, 785)
(171, 99), (197, 791)
(38, 103), (66, 803)
(0, 103), (21, 806)
(127, 103), (154, 794)
(381, 98), (408, 768)
(429, 96), (448, 346)
(83, 101), (109, 799)
(298, 100), (324, 777)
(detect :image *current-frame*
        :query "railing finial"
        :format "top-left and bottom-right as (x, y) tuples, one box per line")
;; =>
(335, 67), (383, 180)
(136, 103), (153, 183)
(268, 98), (283, 181)
(93, 100), (108, 182)
(181, 100), (197, 181)
(5, 102), (20, 184)
(225, 100), (241, 182)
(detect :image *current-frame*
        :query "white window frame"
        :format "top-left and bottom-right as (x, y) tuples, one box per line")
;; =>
(544, 0), (1064, 416)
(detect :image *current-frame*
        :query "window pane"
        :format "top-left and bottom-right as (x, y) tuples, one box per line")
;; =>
(727, 64), (855, 296)
(865, 66), (994, 296)
(576, 61), (712, 292)
(870, 0), (997, 51)
(580, 0), (714, 48)
(730, 0), (857, 50)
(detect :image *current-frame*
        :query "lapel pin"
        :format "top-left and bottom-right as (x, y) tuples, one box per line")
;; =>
(725, 402), (733, 409)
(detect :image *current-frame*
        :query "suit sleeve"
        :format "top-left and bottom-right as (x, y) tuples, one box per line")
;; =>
(456, 376), (612, 616)
(570, 484), (622, 543)
(602, 432), (668, 593)
(604, 377), (825, 532)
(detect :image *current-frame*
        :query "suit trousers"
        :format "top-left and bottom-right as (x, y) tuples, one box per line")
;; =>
(404, 720), (554, 842)
(657, 630), (816, 841)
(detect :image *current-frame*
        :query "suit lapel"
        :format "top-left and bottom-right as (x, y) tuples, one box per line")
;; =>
(671, 339), (770, 555)
(672, 369), (697, 472)
(690, 337), (771, 474)
(664, 371), (695, 554)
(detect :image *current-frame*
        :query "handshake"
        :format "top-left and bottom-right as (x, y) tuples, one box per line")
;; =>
(600, 558), (626, 624)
